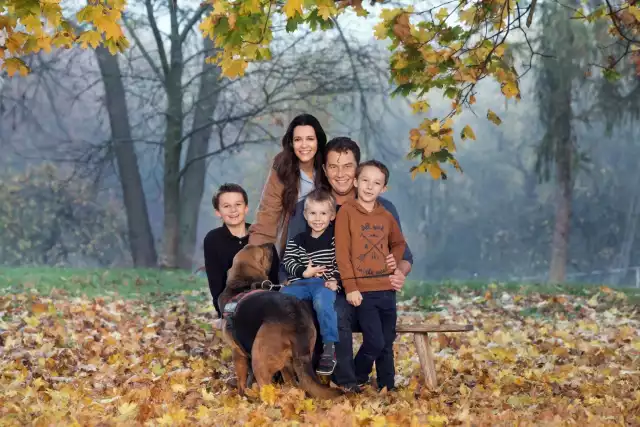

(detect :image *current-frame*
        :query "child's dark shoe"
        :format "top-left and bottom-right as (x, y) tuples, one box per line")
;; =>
(316, 343), (337, 375)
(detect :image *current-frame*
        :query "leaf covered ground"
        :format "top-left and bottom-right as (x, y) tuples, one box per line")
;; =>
(1, 277), (639, 426)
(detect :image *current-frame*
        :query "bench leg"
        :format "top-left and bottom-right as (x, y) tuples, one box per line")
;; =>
(413, 333), (437, 390)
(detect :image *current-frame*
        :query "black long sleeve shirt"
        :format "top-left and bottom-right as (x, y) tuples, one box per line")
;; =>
(203, 223), (280, 317)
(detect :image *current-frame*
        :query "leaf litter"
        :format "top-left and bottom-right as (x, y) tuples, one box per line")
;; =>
(0, 285), (638, 426)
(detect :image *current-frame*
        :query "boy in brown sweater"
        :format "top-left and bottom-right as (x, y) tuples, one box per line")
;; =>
(334, 160), (406, 392)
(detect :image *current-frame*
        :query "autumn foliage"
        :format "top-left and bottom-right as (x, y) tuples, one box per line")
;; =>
(1, 0), (640, 179)
(0, 282), (638, 425)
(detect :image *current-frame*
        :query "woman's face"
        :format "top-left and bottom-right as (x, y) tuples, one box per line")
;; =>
(292, 125), (318, 166)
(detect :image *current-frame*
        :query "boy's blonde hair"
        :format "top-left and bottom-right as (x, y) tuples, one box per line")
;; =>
(303, 188), (336, 213)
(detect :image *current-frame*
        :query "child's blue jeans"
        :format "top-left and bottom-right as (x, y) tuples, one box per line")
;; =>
(281, 277), (339, 344)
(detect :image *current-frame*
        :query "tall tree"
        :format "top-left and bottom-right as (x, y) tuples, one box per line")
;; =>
(533, 2), (592, 283)
(95, 46), (157, 267)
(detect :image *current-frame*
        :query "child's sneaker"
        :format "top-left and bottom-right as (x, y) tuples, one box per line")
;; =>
(316, 343), (337, 375)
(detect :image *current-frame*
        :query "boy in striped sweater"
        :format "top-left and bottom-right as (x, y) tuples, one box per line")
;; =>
(281, 188), (340, 376)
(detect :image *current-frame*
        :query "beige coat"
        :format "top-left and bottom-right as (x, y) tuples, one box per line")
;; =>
(248, 168), (292, 256)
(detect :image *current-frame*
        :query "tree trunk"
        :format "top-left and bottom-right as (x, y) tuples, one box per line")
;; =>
(178, 36), (222, 270)
(95, 47), (158, 267)
(548, 145), (572, 283)
(160, 15), (185, 269)
(548, 88), (574, 284)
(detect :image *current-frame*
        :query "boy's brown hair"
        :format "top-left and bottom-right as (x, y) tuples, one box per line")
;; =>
(213, 183), (248, 210)
(303, 188), (337, 213)
(356, 159), (390, 186)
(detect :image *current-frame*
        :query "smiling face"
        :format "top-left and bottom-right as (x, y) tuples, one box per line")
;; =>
(303, 199), (335, 236)
(292, 125), (318, 168)
(354, 165), (387, 205)
(324, 149), (357, 197)
(215, 191), (248, 227)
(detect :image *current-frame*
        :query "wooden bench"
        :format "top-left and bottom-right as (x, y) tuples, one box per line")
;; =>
(395, 323), (473, 390)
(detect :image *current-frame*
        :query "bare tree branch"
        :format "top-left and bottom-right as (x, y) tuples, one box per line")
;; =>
(179, 4), (211, 44)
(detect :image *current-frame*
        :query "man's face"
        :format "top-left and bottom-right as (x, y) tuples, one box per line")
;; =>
(324, 150), (357, 196)
(303, 200), (335, 234)
(354, 165), (387, 204)
(215, 192), (248, 227)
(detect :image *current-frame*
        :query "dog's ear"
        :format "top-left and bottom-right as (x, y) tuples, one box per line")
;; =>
(259, 243), (273, 273)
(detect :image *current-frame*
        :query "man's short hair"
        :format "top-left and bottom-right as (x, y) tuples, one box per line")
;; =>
(325, 137), (361, 165)
(356, 160), (390, 186)
(304, 188), (337, 213)
(213, 183), (248, 210)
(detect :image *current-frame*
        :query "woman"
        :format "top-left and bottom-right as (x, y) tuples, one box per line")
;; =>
(248, 113), (329, 256)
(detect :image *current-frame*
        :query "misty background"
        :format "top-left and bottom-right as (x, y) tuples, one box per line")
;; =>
(1, 0), (639, 288)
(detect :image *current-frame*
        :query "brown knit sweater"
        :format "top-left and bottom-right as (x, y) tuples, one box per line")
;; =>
(335, 199), (406, 293)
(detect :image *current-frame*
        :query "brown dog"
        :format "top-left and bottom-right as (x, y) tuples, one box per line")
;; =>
(218, 243), (343, 399)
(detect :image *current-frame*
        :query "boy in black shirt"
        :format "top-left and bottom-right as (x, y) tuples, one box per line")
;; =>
(281, 189), (340, 376)
(203, 183), (280, 318)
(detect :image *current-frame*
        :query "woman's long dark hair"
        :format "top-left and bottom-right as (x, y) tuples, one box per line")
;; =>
(273, 113), (329, 215)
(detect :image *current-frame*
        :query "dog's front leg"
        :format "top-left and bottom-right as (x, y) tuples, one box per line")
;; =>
(232, 349), (250, 396)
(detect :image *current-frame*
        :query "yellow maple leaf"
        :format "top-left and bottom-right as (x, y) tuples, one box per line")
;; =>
(435, 7), (449, 22)
(317, 4), (336, 20)
(78, 30), (102, 49)
(221, 58), (248, 78)
(501, 81), (519, 98)
(461, 125), (476, 140)
(195, 405), (210, 420)
(416, 135), (441, 154)
(487, 109), (502, 125)
(95, 15), (124, 40)
(117, 402), (139, 421)
(5, 32), (28, 54)
(283, 0), (303, 19)
(442, 135), (456, 152)
(1, 58), (29, 77)
(410, 101), (429, 113)
(212, 0), (228, 16)
(373, 21), (388, 39)
(171, 383), (187, 393)
(201, 388), (216, 402)
(36, 36), (52, 53)
(426, 414), (449, 426)
(259, 384), (277, 405)
(380, 7), (405, 21)
(42, 4), (62, 27)
(426, 163), (445, 180)
(629, 5), (640, 20)
(459, 7), (476, 24)
(20, 14), (44, 35)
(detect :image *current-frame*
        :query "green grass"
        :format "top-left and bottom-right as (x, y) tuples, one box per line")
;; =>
(0, 267), (206, 306)
(1, 267), (639, 308)
(403, 278), (640, 307)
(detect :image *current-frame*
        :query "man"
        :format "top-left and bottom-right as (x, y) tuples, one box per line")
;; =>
(286, 137), (412, 393)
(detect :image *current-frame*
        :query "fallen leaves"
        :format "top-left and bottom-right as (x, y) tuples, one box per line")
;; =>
(0, 285), (639, 425)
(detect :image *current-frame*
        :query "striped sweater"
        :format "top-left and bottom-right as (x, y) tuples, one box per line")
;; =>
(282, 224), (339, 283)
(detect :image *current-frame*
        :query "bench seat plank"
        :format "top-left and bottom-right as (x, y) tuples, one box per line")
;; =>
(396, 323), (473, 333)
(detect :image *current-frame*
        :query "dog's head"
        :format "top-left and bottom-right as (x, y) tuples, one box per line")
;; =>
(226, 243), (273, 291)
